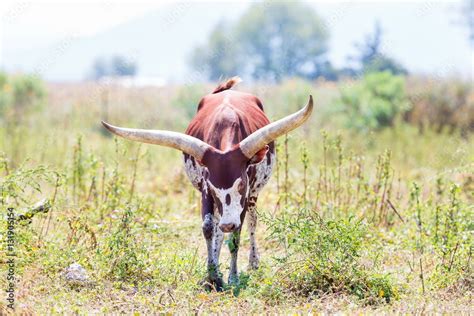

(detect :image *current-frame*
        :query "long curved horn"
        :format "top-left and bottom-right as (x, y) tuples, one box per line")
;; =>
(239, 95), (313, 159)
(101, 121), (211, 161)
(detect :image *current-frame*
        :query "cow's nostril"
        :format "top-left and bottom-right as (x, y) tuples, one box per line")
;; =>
(219, 223), (236, 232)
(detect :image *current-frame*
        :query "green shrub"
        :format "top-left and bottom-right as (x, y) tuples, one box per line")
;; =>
(401, 181), (473, 294)
(0, 72), (46, 119)
(12, 74), (46, 110)
(335, 71), (409, 131)
(99, 207), (149, 283)
(405, 78), (474, 134)
(0, 159), (60, 272)
(0, 73), (12, 116)
(262, 209), (398, 303)
(0, 158), (57, 207)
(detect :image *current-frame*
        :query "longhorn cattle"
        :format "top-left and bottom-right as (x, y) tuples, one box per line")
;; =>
(102, 77), (313, 290)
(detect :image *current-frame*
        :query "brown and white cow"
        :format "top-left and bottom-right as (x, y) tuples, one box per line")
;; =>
(102, 77), (313, 290)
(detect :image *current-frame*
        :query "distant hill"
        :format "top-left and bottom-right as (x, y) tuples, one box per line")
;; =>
(3, 2), (249, 82)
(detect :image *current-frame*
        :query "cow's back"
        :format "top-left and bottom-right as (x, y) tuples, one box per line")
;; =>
(185, 90), (271, 150)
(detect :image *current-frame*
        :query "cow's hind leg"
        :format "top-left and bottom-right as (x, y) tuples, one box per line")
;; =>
(247, 195), (260, 269)
(228, 228), (241, 285)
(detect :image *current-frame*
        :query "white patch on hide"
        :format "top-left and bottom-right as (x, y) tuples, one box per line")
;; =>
(211, 212), (224, 265)
(207, 178), (247, 228)
(249, 152), (275, 196)
(184, 156), (207, 193)
(246, 151), (275, 269)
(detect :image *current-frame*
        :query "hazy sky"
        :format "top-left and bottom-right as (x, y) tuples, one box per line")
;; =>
(0, 0), (472, 81)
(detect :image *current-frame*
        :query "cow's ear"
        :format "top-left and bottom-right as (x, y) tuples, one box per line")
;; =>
(249, 145), (269, 165)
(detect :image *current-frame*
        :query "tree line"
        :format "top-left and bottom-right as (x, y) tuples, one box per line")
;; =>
(190, 2), (407, 82)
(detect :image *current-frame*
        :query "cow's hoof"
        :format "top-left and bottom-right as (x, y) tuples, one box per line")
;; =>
(200, 277), (225, 292)
(249, 257), (260, 270)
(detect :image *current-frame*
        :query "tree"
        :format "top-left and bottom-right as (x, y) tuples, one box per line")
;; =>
(111, 55), (137, 77)
(352, 21), (407, 76)
(354, 21), (383, 68)
(362, 55), (407, 75)
(190, 1), (331, 82)
(236, 2), (329, 81)
(89, 55), (137, 80)
(190, 21), (242, 81)
(461, 0), (473, 43)
(92, 57), (108, 80)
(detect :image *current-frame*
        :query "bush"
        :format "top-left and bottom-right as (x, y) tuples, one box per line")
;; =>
(404, 182), (473, 292)
(405, 78), (474, 135)
(0, 72), (46, 119)
(262, 209), (398, 304)
(335, 71), (409, 131)
(0, 158), (60, 272)
(99, 207), (149, 282)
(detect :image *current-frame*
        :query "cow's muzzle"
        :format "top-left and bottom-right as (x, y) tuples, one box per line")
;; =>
(219, 223), (239, 233)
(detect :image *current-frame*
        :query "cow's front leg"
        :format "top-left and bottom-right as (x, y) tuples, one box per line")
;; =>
(210, 213), (224, 287)
(247, 195), (260, 269)
(202, 194), (224, 291)
(228, 228), (241, 285)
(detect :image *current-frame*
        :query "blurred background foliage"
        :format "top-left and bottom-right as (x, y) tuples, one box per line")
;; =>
(334, 71), (409, 131)
(0, 73), (46, 121)
(190, 2), (410, 82)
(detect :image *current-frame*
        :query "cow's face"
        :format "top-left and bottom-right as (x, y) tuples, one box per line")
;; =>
(206, 173), (248, 232)
(203, 146), (268, 233)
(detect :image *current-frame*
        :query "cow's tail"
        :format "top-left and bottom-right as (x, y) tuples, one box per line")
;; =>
(212, 76), (242, 94)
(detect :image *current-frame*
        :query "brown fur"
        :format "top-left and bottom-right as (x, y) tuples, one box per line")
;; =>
(185, 90), (274, 188)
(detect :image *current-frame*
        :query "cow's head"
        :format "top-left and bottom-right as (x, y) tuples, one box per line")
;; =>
(102, 95), (313, 233)
(199, 145), (269, 232)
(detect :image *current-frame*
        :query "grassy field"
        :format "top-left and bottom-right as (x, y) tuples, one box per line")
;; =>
(0, 77), (472, 314)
